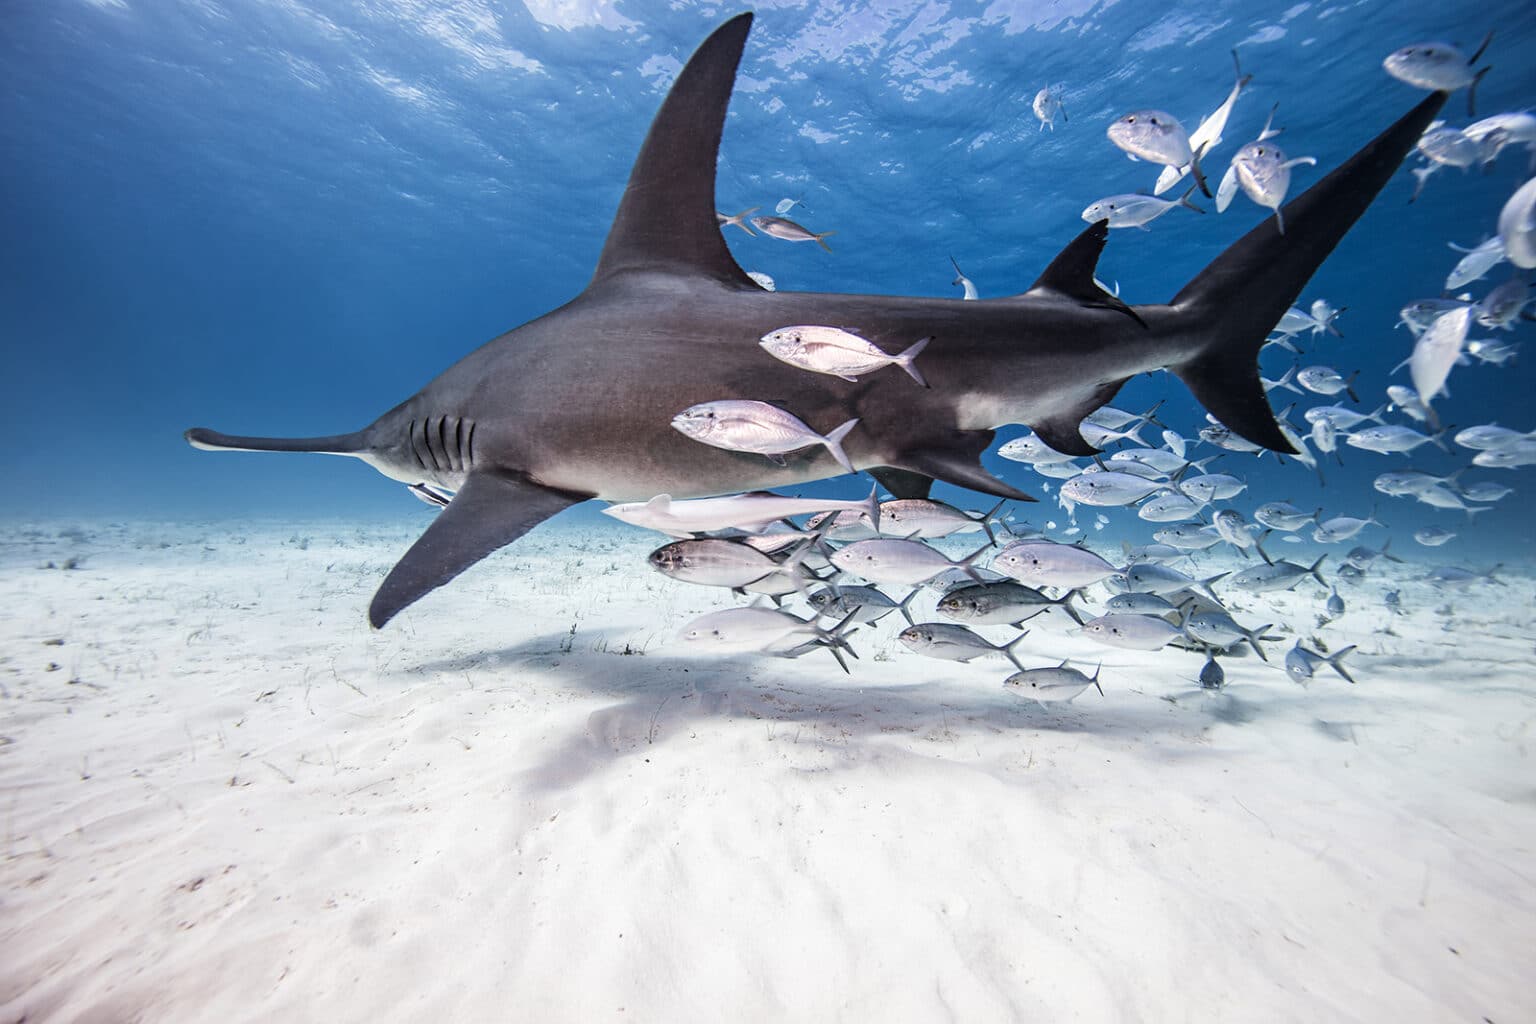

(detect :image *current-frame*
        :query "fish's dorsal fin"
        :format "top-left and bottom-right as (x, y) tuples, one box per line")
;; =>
(1025, 220), (1146, 326)
(588, 14), (758, 290)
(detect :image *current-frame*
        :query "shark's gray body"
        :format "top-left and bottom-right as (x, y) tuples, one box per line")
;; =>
(186, 14), (1445, 628)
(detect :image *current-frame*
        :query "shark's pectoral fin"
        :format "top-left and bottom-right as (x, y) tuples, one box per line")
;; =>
(370, 471), (590, 628)
(890, 432), (1035, 502)
(1024, 219), (1146, 327)
(869, 467), (934, 500)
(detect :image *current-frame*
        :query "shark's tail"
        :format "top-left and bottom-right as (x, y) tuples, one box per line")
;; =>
(1166, 91), (1447, 453)
(184, 427), (371, 456)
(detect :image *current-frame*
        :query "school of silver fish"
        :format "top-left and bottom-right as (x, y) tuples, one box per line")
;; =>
(634, 33), (1532, 704)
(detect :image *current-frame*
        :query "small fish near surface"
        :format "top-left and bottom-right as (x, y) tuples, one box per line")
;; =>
(1082, 187), (1203, 230)
(750, 214), (836, 251)
(182, 13), (1453, 628)
(1217, 103), (1285, 212)
(1033, 87), (1068, 131)
(1231, 140), (1317, 234)
(1107, 109), (1212, 197)
(950, 256), (980, 300)
(1382, 33), (1494, 117)
(1156, 51), (1251, 196)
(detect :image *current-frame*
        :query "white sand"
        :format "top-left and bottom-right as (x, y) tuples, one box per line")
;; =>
(1, 517), (1533, 1022)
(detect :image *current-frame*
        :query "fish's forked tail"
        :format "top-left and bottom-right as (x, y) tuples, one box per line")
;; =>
(184, 427), (371, 456)
(1167, 90), (1448, 453)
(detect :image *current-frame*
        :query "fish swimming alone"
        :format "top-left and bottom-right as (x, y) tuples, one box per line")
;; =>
(183, 13), (1449, 628)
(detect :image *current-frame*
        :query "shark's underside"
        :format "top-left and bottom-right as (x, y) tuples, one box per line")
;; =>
(185, 12), (1446, 628)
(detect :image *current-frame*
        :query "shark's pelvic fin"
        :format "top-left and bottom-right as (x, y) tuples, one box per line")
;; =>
(1030, 418), (1098, 458)
(369, 471), (590, 628)
(588, 13), (758, 290)
(890, 431), (1035, 502)
(1170, 90), (1448, 453)
(1026, 219), (1145, 327)
(869, 467), (934, 501)
(1028, 378), (1129, 457)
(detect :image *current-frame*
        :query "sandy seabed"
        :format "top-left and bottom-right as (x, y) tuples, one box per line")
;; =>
(0, 516), (1533, 1023)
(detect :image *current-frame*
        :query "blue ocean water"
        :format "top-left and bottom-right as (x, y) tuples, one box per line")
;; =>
(3, 0), (1534, 562)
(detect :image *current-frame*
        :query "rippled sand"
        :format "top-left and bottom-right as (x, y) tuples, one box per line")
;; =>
(1, 518), (1532, 1022)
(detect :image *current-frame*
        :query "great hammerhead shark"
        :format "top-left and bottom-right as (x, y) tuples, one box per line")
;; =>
(186, 13), (1445, 629)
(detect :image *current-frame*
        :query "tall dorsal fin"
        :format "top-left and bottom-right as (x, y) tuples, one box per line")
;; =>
(1024, 219), (1145, 327)
(589, 13), (757, 289)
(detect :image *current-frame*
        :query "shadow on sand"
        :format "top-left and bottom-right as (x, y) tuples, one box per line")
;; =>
(406, 629), (1275, 790)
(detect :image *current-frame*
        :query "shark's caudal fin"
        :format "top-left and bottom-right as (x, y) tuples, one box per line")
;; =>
(184, 427), (369, 455)
(588, 13), (758, 290)
(1168, 91), (1448, 453)
(369, 471), (589, 629)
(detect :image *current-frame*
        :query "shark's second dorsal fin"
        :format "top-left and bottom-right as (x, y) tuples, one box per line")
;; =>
(589, 13), (757, 289)
(1024, 219), (1145, 327)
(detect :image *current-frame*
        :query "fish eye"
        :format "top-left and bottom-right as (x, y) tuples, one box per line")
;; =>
(1149, 117), (1160, 125)
(1126, 115), (1136, 123)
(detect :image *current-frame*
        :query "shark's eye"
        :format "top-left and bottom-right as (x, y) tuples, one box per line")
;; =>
(1125, 115), (1136, 123)
(1149, 117), (1160, 125)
